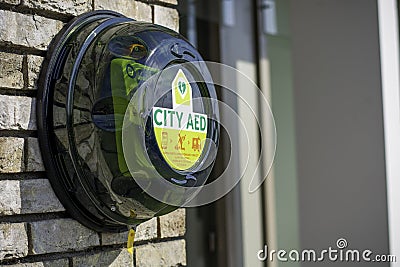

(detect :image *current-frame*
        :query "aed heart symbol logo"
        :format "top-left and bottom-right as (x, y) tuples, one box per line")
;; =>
(178, 80), (186, 97)
(173, 69), (191, 107)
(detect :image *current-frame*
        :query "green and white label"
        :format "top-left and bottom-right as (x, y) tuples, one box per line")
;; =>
(153, 69), (207, 170)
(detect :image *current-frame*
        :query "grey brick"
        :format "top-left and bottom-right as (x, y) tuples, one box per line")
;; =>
(134, 1), (152, 22)
(101, 217), (157, 245)
(0, 179), (64, 215)
(21, 0), (91, 17)
(30, 219), (99, 254)
(72, 249), (132, 267)
(27, 55), (44, 89)
(0, 180), (21, 215)
(159, 208), (185, 238)
(0, 10), (63, 50)
(26, 137), (45, 172)
(94, 0), (152, 22)
(0, 223), (28, 260)
(0, 137), (24, 173)
(100, 231), (128, 246)
(154, 5), (179, 32)
(2, 0), (20, 5)
(20, 179), (65, 214)
(0, 95), (36, 130)
(0, 52), (24, 89)
(135, 217), (158, 241)
(4, 259), (69, 267)
(0, 96), (36, 130)
(135, 239), (186, 267)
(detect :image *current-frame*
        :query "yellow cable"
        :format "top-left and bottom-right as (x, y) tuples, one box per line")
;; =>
(127, 227), (136, 255)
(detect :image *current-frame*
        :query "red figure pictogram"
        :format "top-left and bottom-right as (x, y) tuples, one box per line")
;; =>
(175, 133), (186, 150)
(192, 137), (201, 152)
(161, 132), (168, 149)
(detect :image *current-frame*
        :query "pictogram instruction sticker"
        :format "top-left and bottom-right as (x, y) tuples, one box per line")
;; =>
(153, 69), (207, 170)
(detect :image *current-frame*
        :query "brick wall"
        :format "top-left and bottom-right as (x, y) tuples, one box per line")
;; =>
(0, 0), (186, 266)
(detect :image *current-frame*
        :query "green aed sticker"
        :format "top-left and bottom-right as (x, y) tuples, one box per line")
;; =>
(153, 69), (208, 170)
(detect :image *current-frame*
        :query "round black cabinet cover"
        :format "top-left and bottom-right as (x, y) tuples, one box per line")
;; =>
(37, 11), (219, 232)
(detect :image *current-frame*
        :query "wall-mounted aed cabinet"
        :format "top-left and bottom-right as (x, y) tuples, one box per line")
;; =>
(37, 11), (219, 232)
